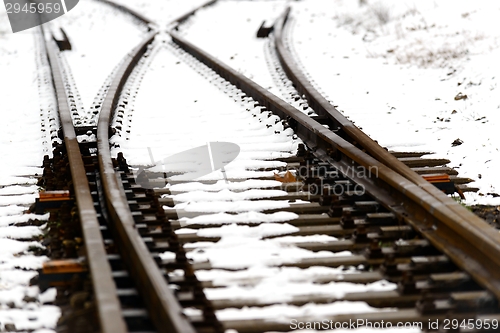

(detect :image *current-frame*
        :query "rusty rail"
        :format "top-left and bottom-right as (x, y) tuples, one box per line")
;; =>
(96, 32), (197, 333)
(169, 28), (500, 300)
(43, 30), (128, 333)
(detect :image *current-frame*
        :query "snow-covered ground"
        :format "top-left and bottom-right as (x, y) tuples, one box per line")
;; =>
(112, 34), (299, 171)
(289, 0), (500, 205)
(177, 0), (322, 117)
(177, 1), (287, 94)
(0, 13), (59, 332)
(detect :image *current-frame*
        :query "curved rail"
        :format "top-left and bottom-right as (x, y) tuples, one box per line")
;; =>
(97, 0), (154, 26)
(169, 0), (218, 26)
(169, 29), (500, 300)
(274, 9), (487, 222)
(273, 8), (500, 296)
(96, 32), (197, 333)
(43, 30), (128, 333)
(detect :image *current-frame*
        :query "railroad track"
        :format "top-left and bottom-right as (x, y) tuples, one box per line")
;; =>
(34, 1), (500, 332)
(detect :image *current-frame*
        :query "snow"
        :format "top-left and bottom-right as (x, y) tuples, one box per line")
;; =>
(204, 279), (395, 304)
(196, 265), (360, 286)
(0, 286), (30, 309)
(172, 189), (289, 202)
(110, 0), (214, 26)
(0, 225), (44, 239)
(186, 236), (337, 270)
(0, 7), (60, 331)
(112, 35), (299, 166)
(0, 177), (38, 187)
(0, 194), (38, 206)
(0, 213), (49, 227)
(273, 235), (339, 244)
(49, 0), (150, 124)
(176, 199), (291, 214)
(0, 185), (41, 195)
(195, 223), (299, 238)
(178, 0), (288, 96)
(0, 306), (60, 331)
(216, 301), (394, 321)
(1, 0), (498, 330)
(177, 0), (321, 118)
(0, 256), (48, 272)
(288, 0), (500, 205)
(169, 179), (285, 193)
(38, 288), (57, 304)
(0, 206), (26, 217)
(181, 211), (298, 226)
(1, 2), (164, 327)
(159, 251), (177, 261)
(0, 270), (39, 288)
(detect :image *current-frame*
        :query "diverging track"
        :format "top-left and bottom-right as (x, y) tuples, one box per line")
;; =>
(169, 7), (500, 301)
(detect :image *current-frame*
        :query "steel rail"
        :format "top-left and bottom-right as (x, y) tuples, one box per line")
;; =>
(274, 8), (491, 232)
(98, 0), (218, 29)
(169, 0), (218, 26)
(97, 0), (154, 26)
(43, 30), (128, 333)
(273, 7), (500, 297)
(168, 30), (500, 300)
(96, 32), (197, 333)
